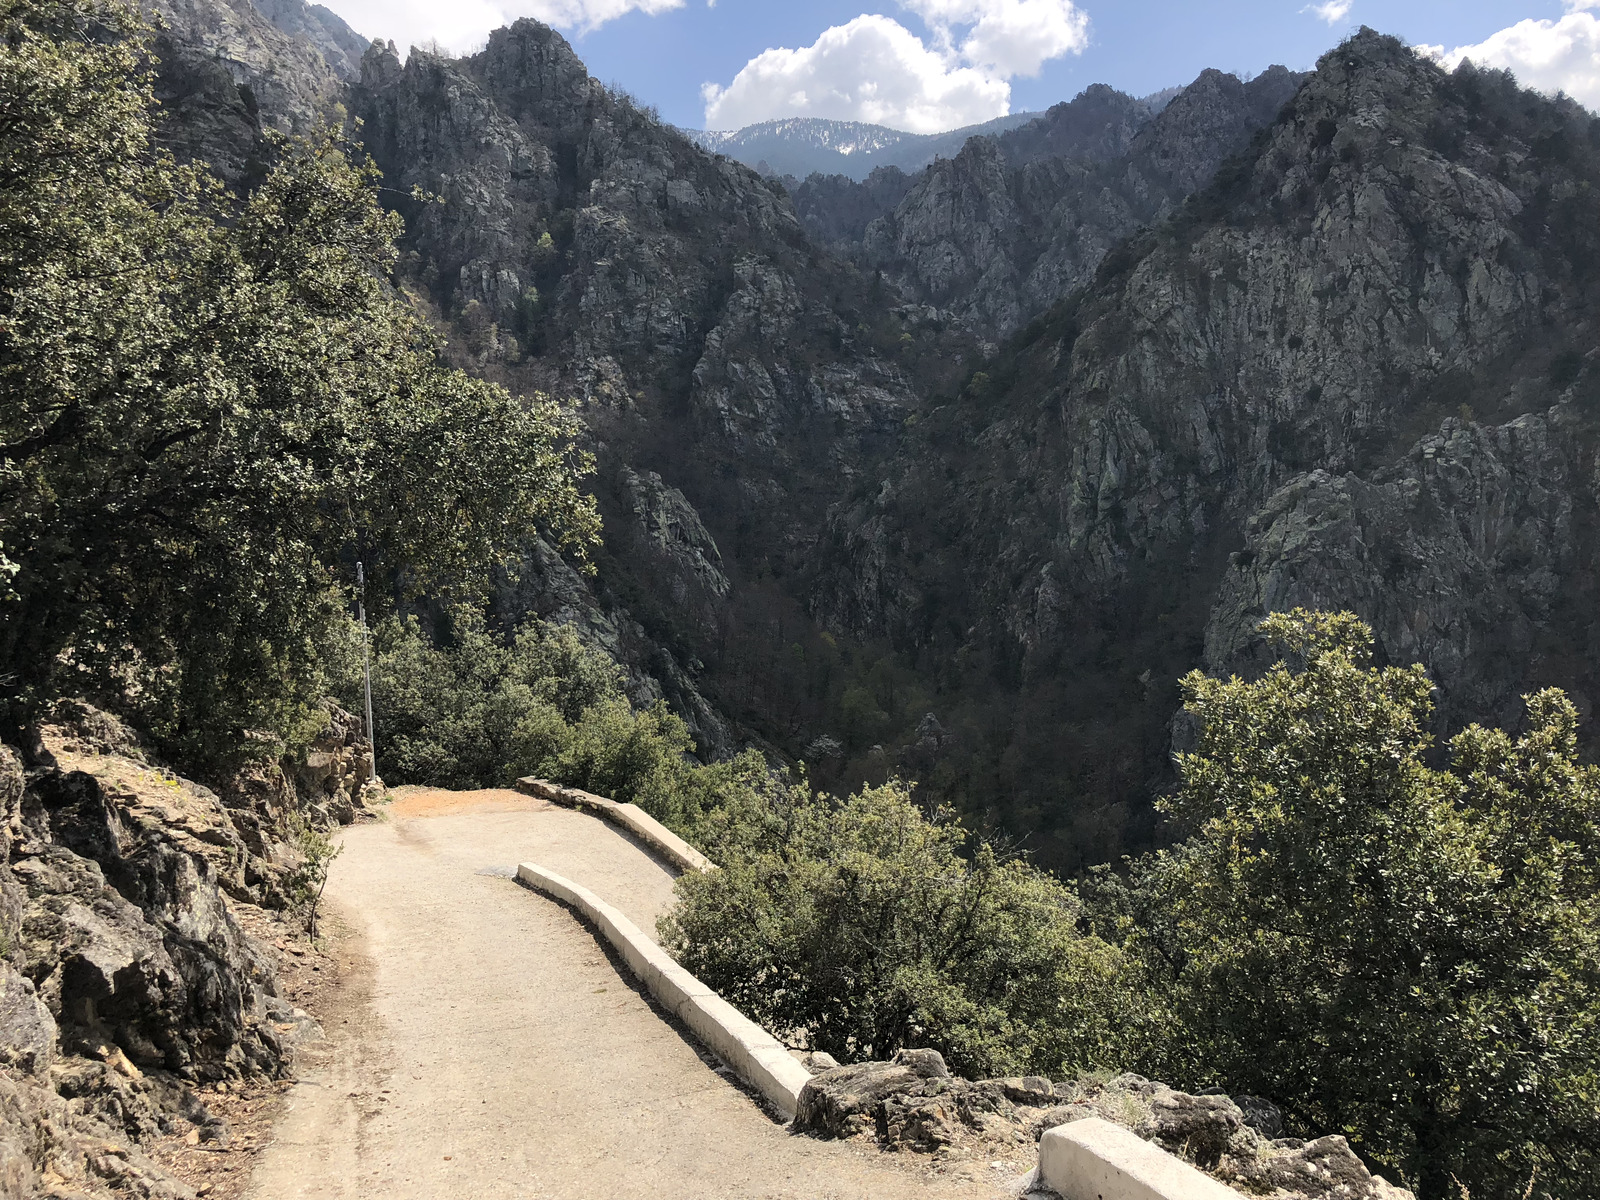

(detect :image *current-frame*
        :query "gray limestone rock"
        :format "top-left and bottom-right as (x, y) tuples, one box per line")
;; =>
(1206, 410), (1579, 731)
(0, 963), (56, 1075)
(857, 66), (1303, 338)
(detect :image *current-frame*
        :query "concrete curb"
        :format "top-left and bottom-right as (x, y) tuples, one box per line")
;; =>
(515, 861), (812, 1120)
(515, 778), (714, 875)
(1039, 1118), (1246, 1200)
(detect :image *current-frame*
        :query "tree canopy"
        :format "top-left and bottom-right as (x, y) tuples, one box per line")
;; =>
(0, 0), (598, 761)
(1115, 610), (1600, 1200)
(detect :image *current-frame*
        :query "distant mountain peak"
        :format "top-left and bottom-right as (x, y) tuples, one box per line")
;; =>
(686, 112), (1043, 181)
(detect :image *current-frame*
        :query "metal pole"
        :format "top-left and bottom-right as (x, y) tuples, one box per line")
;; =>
(357, 562), (376, 784)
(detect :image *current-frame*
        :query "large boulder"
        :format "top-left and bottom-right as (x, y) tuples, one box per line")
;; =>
(795, 1048), (1017, 1151)
(795, 1046), (954, 1139)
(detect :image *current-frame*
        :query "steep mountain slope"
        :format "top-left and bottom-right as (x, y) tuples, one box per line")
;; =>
(689, 112), (1042, 181)
(344, 24), (985, 755)
(788, 85), (1155, 258)
(855, 66), (1304, 338)
(144, 0), (359, 180)
(136, 6), (1600, 870)
(817, 31), (1600, 860)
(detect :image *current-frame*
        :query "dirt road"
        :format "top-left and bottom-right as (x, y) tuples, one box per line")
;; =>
(246, 789), (1023, 1200)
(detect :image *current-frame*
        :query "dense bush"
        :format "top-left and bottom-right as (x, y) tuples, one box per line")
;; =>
(663, 607), (1600, 1199)
(354, 611), (795, 836)
(1103, 610), (1600, 1200)
(660, 780), (1147, 1078)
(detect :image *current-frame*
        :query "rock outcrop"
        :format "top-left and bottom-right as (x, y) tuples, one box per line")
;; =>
(144, 0), (354, 182)
(796, 1051), (1413, 1200)
(815, 67), (1303, 338)
(1205, 408), (1583, 732)
(817, 32), (1600, 852)
(0, 701), (375, 1196)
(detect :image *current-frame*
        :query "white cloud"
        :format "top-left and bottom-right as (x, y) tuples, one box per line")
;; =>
(1420, 12), (1600, 111)
(702, 14), (1010, 134)
(900, 0), (1089, 75)
(1305, 1), (1352, 26)
(324, 0), (683, 56)
(702, 0), (1088, 132)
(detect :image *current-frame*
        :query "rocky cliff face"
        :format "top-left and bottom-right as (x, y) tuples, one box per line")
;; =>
(855, 67), (1304, 338)
(343, 21), (978, 756)
(1204, 405), (1593, 732)
(144, 0), (356, 180)
(817, 32), (1600, 855)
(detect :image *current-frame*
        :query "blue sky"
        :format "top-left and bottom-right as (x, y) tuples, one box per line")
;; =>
(322, 1), (1600, 130)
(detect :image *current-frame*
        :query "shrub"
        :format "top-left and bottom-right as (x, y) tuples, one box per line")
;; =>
(660, 780), (1147, 1078)
(0, 0), (598, 762)
(354, 611), (794, 841)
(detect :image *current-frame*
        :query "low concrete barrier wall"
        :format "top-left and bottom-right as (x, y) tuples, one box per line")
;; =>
(515, 861), (811, 1120)
(516, 782), (1244, 1194)
(515, 778), (713, 874)
(1039, 1118), (1245, 1200)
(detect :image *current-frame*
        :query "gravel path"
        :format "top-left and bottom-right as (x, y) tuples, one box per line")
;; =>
(246, 789), (1021, 1200)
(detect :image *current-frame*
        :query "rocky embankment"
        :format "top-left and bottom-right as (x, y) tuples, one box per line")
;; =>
(0, 701), (378, 1198)
(797, 1049), (1413, 1200)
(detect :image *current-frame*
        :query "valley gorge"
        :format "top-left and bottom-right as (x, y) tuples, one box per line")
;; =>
(132, 0), (1600, 872)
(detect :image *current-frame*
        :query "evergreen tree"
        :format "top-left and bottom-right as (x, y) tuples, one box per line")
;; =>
(1133, 610), (1600, 1199)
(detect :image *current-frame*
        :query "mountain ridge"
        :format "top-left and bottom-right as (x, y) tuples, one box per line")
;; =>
(137, 3), (1600, 870)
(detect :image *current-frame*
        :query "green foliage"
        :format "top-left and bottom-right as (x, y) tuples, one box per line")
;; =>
(1119, 609), (1600, 1200)
(356, 611), (785, 838)
(660, 780), (1147, 1078)
(0, 0), (599, 764)
(283, 815), (343, 941)
(356, 612), (621, 788)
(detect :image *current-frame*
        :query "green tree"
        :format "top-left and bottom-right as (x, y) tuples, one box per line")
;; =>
(661, 780), (1145, 1078)
(357, 612), (620, 789)
(0, 0), (598, 763)
(1132, 610), (1600, 1200)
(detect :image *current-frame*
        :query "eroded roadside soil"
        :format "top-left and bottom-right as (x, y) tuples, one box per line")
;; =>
(242, 788), (1026, 1200)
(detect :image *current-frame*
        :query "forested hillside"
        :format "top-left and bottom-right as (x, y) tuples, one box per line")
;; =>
(3, 0), (1596, 917)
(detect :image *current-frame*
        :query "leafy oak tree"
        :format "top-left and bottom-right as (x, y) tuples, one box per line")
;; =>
(1126, 610), (1600, 1200)
(0, 0), (598, 763)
